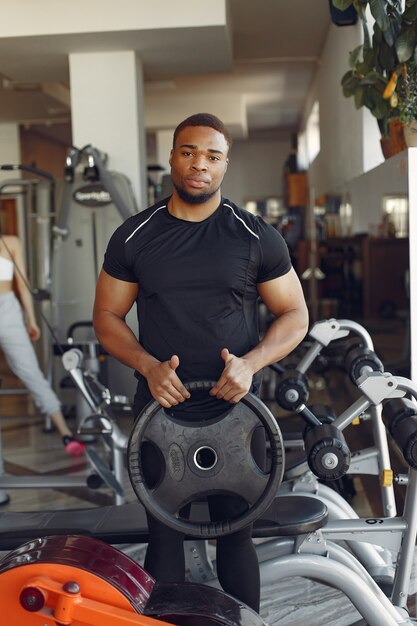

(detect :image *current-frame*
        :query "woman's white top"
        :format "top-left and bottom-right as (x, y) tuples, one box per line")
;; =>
(0, 256), (14, 281)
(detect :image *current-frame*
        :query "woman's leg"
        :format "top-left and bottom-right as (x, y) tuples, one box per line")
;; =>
(0, 294), (83, 455)
(0, 298), (61, 417)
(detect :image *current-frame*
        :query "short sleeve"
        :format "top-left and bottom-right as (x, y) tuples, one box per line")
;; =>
(256, 217), (292, 283)
(102, 221), (137, 283)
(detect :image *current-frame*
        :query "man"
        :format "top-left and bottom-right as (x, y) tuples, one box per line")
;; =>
(93, 112), (309, 612)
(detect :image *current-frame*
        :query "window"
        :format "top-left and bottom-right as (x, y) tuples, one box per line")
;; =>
(383, 195), (409, 238)
(298, 101), (320, 169)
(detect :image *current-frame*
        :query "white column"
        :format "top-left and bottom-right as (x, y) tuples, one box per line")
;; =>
(69, 50), (147, 211)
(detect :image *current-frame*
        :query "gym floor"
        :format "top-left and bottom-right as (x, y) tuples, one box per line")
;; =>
(0, 315), (415, 625)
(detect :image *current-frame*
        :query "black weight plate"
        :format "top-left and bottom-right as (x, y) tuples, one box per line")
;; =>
(128, 381), (284, 537)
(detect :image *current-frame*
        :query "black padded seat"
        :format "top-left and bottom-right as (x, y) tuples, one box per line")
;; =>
(0, 495), (328, 551)
(253, 495), (328, 537)
(0, 503), (149, 551)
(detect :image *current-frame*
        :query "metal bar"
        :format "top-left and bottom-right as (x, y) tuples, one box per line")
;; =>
(333, 396), (372, 431)
(0, 475), (89, 489)
(337, 319), (374, 350)
(391, 469), (417, 607)
(296, 341), (323, 374)
(259, 554), (400, 625)
(369, 404), (397, 517)
(112, 447), (126, 506)
(322, 518), (405, 554)
(0, 388), (29, 395)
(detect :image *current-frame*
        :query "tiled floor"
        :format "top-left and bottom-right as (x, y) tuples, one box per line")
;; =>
(0, 315), (415, 625)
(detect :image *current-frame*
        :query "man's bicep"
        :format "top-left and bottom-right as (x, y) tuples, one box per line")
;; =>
(257, 268), (307, 317)
(94, 269), (138, 319)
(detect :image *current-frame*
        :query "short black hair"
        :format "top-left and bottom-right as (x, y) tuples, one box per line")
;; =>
(173, 113), (232, 149)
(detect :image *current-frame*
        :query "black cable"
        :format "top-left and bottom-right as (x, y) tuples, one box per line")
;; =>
(0, 164), (54, 181)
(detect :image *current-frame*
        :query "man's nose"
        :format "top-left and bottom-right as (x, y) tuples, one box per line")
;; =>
(192, 155), (207, 170)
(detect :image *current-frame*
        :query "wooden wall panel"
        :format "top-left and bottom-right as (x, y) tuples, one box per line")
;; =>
(19, 127), (70, 179)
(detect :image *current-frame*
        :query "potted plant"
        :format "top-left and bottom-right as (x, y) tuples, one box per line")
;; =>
(332, 0), (417, 154)
(397, 60), (417, 145)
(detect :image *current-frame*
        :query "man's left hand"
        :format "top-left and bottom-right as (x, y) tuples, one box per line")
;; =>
(210, 348), (253, 403)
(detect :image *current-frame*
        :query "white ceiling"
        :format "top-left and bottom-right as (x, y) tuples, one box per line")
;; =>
(0, 0), (332, 142)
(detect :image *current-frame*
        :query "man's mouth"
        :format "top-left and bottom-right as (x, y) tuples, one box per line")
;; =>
(186, 178), (209, 188)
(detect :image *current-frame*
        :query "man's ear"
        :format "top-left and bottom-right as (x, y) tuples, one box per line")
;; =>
(169, 149), (174, 166)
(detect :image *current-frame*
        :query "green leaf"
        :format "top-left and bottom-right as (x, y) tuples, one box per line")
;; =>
(373, 22), (383, 43)
(382, 20), (399, 47)
(403, 2), (417, 24)
(359, 8), (372, 50)
(349, 45), (364, 68)
(359, 70), (384, 84)
(361, 48), (377, 73)
(341, 70), (355, 85)
(369, 0), (391, 33)
(331, 0), (354, 8)
(395, 28), (417, 63)
(343, 83), (359, 98)
(378, 38), (397, 70)
(355, 85), (365, 108)
(342, 72), (360, 97)
(364, 86), (390, 118)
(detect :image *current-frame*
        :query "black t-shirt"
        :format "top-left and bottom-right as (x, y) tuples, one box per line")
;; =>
(103, 197), (292, 418)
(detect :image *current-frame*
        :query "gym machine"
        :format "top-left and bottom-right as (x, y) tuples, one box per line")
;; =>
(0, 166), (70, 505)
(51, 145), (138, 405)
(62, 346), (127, 505)
(0, 534), (266, 625)
(57, 319), (131, 440)
(0, 382), (283, 625)
(272, 317), (396, 518)
(0, 344), (126, 505)
(0, 372), (417, 623)
(0, 156), (134, 504)
(253, 371), (417, 625)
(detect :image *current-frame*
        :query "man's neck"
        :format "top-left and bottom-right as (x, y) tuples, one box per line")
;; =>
(167, 191), (221, 222)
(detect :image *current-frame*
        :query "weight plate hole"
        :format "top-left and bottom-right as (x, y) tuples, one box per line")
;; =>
(194, 446), (217, 470)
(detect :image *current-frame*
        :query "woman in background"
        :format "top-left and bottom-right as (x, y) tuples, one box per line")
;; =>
(0, 232), (84, 457)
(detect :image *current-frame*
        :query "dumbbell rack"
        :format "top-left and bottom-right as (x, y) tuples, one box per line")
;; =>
(258, 370), (417, 625)
(275, 318), (397, 518)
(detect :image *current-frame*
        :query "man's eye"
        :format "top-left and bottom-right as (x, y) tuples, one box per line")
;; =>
(209, 156), (220, 161)
(183, 151), (192, 156)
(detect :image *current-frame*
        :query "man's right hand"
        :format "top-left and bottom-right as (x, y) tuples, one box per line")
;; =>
(146, 355), (191, 408)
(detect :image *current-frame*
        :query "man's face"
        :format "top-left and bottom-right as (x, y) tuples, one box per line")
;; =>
(169, 125), (229, 204)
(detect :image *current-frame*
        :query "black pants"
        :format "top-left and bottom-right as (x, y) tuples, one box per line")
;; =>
(144, 497), (261, 612)
(134, 396), (265, 613)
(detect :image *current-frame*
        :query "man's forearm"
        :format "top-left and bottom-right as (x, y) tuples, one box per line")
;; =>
(243, 309), (308, 374)
(94, 311), (159, 375)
